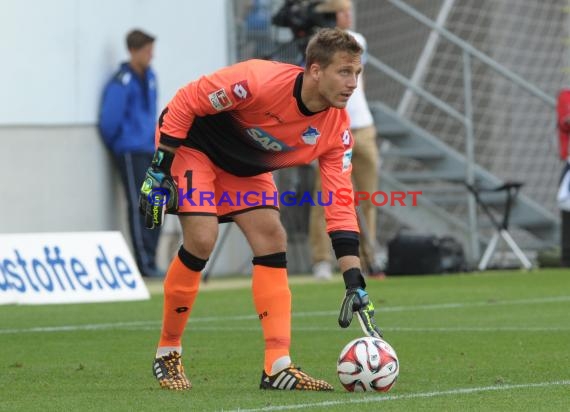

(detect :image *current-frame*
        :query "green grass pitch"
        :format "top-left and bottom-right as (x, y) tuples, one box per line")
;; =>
(1, 269), (569, 411)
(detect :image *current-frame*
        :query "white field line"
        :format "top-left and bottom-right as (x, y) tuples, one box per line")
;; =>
(1, 295), (569, 335)
(2, 323), (570, 335)
(0, 320), (160, 334)
(227, 380), (570, 412)
(158, 326), (570, 333)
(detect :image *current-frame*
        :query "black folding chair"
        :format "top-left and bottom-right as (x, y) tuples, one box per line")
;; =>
(466, 182), (532, 270)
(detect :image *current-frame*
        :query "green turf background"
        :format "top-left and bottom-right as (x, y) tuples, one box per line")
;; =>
(1, 269), (569, 411)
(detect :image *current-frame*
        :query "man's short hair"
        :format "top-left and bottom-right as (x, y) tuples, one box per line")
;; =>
(126, 29), (155, 50)
(305, 27), (362, 69)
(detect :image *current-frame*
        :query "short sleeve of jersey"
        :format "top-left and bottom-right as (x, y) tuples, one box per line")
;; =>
(158, 61), (260, 143)
(318, 127), (359, 233)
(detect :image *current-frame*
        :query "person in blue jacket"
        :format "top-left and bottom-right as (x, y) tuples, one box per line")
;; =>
(99, 29), (163, 278)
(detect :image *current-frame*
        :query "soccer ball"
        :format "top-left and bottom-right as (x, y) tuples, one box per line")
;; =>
(337, 336), (399, 392)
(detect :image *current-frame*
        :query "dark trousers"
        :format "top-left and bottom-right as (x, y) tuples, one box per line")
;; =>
(560, 163), (570, 267)
(562, 210), (570, 267)
(115, 152), (162, 275)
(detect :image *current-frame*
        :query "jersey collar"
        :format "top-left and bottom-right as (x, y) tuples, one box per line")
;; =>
(294, 73), (322, 117)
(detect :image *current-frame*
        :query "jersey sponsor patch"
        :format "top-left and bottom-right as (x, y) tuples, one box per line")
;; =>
(342, 148), (353, 172)
(246, 127), (292, 151)
(301, 126), (321, 145)
(341, 129), (352, 147)
(208, 88), (233, 111)
(231, 80), (252, 100)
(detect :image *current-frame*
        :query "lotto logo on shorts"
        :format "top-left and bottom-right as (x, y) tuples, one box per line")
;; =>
(208, 88), (233, 111)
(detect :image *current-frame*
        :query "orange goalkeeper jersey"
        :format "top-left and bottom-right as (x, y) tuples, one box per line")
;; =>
(157, 59), (358, 233)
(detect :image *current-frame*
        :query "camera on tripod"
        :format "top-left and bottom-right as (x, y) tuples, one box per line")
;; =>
(272, 0), (337, 53)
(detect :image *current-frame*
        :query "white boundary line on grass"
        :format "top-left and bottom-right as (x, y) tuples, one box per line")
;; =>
(228, 380), (570, 412)
(1, 295), (569, 334)
(0, 320), (160, 334)
(166, 326), (570, 333)
(2, 323), (570, 335)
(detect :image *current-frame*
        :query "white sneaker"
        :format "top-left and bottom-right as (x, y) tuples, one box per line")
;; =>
(312, 261), (332, 280)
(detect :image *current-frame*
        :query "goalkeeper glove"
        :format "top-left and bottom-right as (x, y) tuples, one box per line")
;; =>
(139, 149), (178, 229)
(338, 268), (383, 338)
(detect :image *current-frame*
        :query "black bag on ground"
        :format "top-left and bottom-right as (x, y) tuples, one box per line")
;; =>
(387, 233), (466, 275)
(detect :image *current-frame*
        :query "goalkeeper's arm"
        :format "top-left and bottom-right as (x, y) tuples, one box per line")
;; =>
(332, 231), (383, 338)
(139, 144), (179, 229)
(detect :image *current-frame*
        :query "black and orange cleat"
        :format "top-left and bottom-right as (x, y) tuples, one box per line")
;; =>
(259, 364), (333, 391)
(152, 351), (192, 390)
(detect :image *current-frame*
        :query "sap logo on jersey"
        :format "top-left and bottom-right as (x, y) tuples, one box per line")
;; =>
(246, 128), (291, 151)
(208, 88), (233, 111)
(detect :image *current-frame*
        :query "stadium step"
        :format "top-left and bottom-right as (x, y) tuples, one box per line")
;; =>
(370, 100), (560, 262)
(383, 146), (445, 161)
(391, 170), (467, 182)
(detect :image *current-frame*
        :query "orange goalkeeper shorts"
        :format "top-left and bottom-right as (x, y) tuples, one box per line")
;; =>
(170, 147), (279, 219)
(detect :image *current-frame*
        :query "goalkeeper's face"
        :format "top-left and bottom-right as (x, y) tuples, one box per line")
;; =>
(316, 51), (361, 109)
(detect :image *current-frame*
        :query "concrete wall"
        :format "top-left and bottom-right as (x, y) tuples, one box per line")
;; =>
(0, 0), (252, 275)
(1, 126), (117, 232)
(0, 0), (231, 125)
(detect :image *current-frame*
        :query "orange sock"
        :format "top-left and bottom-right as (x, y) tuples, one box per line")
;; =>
(158, 255), (201, 348)
(252, 264), (291, 374)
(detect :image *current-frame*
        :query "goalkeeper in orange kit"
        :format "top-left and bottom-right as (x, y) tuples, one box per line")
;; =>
(140, 28), (382, 391)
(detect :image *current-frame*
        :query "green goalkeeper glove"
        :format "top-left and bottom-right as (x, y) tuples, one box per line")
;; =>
(338, 287), (383, 338)
(338, 268), (383, 338)
(139, 149), (178, 229)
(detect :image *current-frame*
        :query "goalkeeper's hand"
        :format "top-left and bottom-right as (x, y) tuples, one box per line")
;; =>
(139, 149), (178, 229)
(338, 287), (383, 338)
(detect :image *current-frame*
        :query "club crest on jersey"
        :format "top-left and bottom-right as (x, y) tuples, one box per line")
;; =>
(301, 126), (320, 145)
(208, 88), (233, 111)
(246, 128), (292, 151)
(231, 80), (252, 100)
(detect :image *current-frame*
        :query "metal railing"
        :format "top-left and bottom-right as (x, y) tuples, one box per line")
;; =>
(365, 0), (557, 261)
